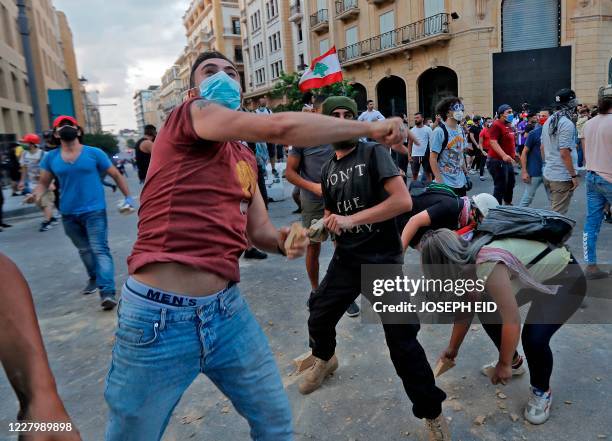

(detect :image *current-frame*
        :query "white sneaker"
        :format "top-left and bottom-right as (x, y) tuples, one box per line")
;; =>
(469, 169), (477, 175)
(524, 386), (552, 424)
(481, 356), (526, 377)
(118, 202), (135, 214)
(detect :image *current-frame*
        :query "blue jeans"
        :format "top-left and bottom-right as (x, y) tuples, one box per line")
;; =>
(518, 176), (547, 207)
(104, 282), (292, 441)
(583, 172), (612, 265)
(61, 209), (115, 294)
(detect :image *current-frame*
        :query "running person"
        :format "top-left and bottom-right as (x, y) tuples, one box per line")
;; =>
(26, 116), (135, 309)
(421, 229), (586, 425)
(298, 96), (450, 440)
(104, 52), (405, 441)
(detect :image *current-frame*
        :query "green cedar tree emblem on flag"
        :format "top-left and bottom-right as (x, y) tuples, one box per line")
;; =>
(312, 62), (328, 77)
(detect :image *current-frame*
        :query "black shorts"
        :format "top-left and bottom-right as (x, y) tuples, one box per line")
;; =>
(267, 143), (283, 160)
(410, 148), (431, 177)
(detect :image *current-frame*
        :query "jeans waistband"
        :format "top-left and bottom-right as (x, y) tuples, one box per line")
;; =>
(123, 277), (236, 309)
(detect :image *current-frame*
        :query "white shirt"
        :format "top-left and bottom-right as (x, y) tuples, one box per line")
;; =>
(410, 125), (433, 157)
(358, 109), (385, 123)
(255, 106), (272, 115)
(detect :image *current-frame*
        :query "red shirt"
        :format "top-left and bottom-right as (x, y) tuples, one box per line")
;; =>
(487, 119), (516, 160)
(480, 127), (491, 151)
(128, 98), (258, 282)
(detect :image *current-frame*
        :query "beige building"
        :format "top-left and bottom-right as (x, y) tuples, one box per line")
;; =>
(133, 86), (160, 134)
(239, 0), (311, 102)
(305, 0), (611, 118)
(0, 0), (35, 136)
(160, 65), (183, 118)
(56, 10), (85, 127)
(183, 0), (245, 89)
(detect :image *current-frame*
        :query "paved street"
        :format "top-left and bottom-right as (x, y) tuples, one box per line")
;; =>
(1, 166), (611, 441)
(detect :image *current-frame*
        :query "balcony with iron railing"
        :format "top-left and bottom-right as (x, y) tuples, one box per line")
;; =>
(335, 0), (359, 21)
(310, 9), (329, 33)
(337, 13), (450, 65)
(224, 26), (241, 36)
(289, 3), (303, 22)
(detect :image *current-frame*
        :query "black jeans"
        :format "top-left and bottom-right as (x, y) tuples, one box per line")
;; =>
(479, 255), (586, 391)
(308, 252), (446, 419)
(471, 149), (486, 177)
(487, 158), (516, 204)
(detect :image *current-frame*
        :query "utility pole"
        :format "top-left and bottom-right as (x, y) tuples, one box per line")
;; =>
(16, 0), (43, 134)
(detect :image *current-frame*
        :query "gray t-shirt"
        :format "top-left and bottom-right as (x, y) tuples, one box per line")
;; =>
(542, 115), (576, 182)
(289, 144), (334, 201)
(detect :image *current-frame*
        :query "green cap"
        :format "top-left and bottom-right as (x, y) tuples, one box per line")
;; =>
(321, 96), (358, 118)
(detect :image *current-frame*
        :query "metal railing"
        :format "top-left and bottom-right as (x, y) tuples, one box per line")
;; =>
(335, 0), (358, 16)
(310, 9), (329, 28)
(338, 13), (449, 63)
(224, 27), (241, 35)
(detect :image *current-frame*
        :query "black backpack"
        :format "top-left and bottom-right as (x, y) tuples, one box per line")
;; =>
(475, 206), (576, 266)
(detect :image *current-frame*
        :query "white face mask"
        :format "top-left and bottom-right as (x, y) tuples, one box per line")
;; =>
(453, 110), (464, 121)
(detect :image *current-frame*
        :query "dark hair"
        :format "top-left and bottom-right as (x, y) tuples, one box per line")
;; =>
(367, 100), (374, 104)
(473, 115), (482, 122)
(599, 95), (612, 114)
(144, 125), (156, 137)
(312, 94), (326, 110)
(540, 107), (552, 114)
(414, 112), (424, 117)
(435, 96), (462, 121)
(189, 51), (235, 88)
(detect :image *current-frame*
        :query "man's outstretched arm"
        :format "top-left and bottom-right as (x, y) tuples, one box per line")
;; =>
(191, 100), (405, 147)
(0, 254), (81, 440)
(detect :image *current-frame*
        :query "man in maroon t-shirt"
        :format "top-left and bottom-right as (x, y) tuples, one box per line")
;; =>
(486, 104), (517, 204)
(104, 51), (406, 441)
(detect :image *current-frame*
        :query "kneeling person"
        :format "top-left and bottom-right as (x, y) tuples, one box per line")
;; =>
(300, 96), (449, 440)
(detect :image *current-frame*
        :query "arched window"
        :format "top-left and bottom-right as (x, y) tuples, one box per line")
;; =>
(502, 0), (560, 52)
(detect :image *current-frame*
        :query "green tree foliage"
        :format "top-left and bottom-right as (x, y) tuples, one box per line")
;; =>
(126, 138), (136, 149)
(83, 133), (119, 156)
(269, 72), (356, 112)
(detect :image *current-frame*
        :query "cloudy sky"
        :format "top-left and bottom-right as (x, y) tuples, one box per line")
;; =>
(54, 0), (191, 132)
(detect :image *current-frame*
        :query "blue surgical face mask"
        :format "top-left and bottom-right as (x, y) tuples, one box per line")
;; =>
(198, 71), (241, 110)
(506, 113), (514, 123)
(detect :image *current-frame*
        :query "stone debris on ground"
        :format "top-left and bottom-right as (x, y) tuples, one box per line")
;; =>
(510, 413), (520, 422)
(474, 415), (486, 426)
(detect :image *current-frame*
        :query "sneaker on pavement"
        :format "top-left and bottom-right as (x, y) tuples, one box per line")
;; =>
(39, 221), (52, 232)
(298, 354), (338, 395)
(480, 176), (487, 181)
(524, 386), (552, 424)
(585, 268), (610, 280)
(424, 414), (451, 441)
(100, 292), (118, 310)
(82, 279), (98, 295)
(346, 301), (360, 317)
(481, 355), (526, 377)
(244, 247), (267, 259)
(118, 202), (136, 214)
(49, 216), (59, 226)
(468, 169), (477, 175)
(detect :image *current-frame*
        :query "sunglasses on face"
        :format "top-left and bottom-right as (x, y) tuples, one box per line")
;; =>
(450, 103), (465, 112)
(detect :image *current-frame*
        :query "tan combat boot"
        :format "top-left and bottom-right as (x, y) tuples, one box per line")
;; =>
(425, 414), (451, 441)
(298, 354), (338, 395)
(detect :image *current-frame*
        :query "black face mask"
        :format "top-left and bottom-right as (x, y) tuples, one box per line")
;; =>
(58, 126), (78, 141)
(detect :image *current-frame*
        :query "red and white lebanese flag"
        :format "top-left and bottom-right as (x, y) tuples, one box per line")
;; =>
(298, 47), (343, 92)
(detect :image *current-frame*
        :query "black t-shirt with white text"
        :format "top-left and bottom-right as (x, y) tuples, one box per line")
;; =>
(321, 142), (402, 263)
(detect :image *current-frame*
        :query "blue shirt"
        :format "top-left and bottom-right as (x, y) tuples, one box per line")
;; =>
(524, 126), (544, 177)
(40, 145), (112, 214)
(431, 124), (467, 188)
